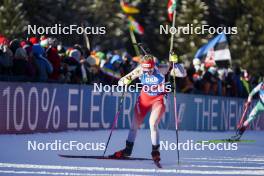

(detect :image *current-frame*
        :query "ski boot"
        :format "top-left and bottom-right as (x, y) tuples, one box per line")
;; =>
(151, 144), (162, 168)
(111, 140), (134, 159)
(151, 145), (161, 162)
(230, 125), (247, 141)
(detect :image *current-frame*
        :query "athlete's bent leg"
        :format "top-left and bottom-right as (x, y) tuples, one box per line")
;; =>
(243, 101), (264, 126)
(112, 100), (148, 158)
(127, 103), (148, 143)
(237, 101), (264, 138)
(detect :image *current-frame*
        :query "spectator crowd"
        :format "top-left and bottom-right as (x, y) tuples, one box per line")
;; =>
(0, 34), (263, 98)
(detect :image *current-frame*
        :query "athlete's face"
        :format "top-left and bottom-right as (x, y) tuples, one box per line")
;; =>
(143, 68), (154, 75)
(141, 60), (154, 75)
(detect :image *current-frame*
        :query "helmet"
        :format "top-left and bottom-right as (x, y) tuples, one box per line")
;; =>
(141, 55), (155, 71)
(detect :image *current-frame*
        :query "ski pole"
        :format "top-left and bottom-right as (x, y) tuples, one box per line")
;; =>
(169, 5), (180, 164)
(103, 91), (125, 156)
(237, 102), (250, 129)
(172, 62), (180, 165)
(133, 43), (149, 55)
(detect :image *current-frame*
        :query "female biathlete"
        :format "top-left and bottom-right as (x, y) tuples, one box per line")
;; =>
(111, 54), (186, 162)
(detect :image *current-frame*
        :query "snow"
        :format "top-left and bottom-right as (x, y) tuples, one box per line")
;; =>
(0, 130), (264, 176)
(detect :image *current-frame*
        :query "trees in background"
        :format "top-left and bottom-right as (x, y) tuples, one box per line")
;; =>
(0, 0), (27, 38)
(0, 0), (263, 75)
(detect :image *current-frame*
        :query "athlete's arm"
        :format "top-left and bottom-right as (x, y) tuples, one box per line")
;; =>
(157, 63), (170, 75)
(118, 66), (142, 86)
(170, 63), (187, 78)
(157, 62), (187, 78)
(247, 83), (262, 102)
(168, 53), (187, 78)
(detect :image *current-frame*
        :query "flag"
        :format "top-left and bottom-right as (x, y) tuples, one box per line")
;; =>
(128, 16), (144, 35)
(194, 33), (231, 62)
(120, 0), (140, 14)
(167, 0), (177, 21)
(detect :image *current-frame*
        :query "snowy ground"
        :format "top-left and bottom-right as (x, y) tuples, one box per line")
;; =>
(0, 130), (264, 176)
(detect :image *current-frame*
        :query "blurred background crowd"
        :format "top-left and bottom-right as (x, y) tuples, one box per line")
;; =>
(0, 35), (262, 98)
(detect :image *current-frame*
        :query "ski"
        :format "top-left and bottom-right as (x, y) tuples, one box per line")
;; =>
(59, 154), (162, 168)
(58, 154), (152, 161)
(196, 139), (255, 144)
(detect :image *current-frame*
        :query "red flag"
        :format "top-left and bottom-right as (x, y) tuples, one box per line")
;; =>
(167, 0), (177, 21)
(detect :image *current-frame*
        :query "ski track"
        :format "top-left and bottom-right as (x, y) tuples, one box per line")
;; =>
(0, 130), (263, 176)
(0, 162), (264, 176)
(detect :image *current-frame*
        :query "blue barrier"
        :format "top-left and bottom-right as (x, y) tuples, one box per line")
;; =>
(0, 82), (263, 134)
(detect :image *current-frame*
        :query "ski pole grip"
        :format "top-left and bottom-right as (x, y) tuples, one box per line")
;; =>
(169, 54), (178, 63)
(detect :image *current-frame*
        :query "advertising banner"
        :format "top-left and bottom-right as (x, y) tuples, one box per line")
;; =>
(0, 82), (263, 133)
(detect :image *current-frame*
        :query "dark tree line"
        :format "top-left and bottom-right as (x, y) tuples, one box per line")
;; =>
(0, 0), (263, 75)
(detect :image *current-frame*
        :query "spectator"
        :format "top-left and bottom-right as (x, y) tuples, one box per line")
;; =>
(29, 37), (39, 45)
(32, 44), (53, 82)
(40, 36), (48, 49)
(23, 44), (38, 79)
(1, 35), (263, 100)
(0, 42), (13, 76)
(62, 48), (90, 84)
(46, 38), (61, 80)
(12, 47), (30, 77)
(202, 66), (218, 95)
(233, 66), (244, 97)
(9, 39), (20, 54)
(121, 52), (137, 75)
(100, 54), (124, 84)
(217, 68), (228, 96)
(70, 47), (91, 84)
(74, 58), (91, 84)
(86, 50), (101, 83)
(240, 70), (251, 98)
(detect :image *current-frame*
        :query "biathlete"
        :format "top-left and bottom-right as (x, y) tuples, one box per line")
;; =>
(111, 54), (186, 162)
(233, 81), (264, 140)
